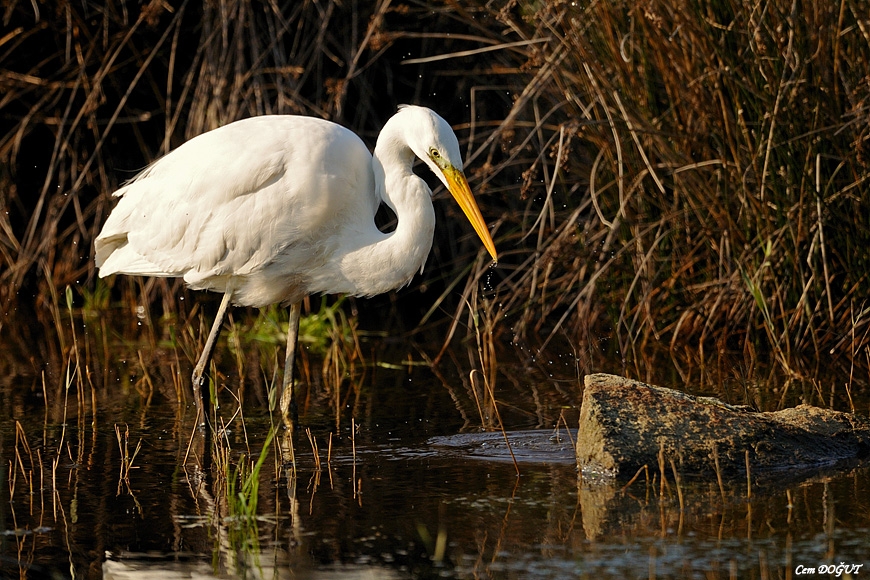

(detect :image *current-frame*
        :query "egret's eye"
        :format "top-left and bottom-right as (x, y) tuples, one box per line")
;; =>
(429, 148), (441, 159)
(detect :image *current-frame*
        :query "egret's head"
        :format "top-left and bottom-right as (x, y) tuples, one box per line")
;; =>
(397, 105), (464, 184)
(396, 105), (498, 263)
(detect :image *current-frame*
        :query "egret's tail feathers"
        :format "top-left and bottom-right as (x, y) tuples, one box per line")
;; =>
(96, 242), (174, 278)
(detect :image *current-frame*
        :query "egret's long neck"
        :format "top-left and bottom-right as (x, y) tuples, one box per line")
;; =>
(337, 120), (436, 296)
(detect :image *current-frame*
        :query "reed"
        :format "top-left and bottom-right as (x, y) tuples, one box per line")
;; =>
(114, 423), (142, 494)
(2, 0), (869, 377)
(476, 0), (870, 373)
(469, 290), (520, 473)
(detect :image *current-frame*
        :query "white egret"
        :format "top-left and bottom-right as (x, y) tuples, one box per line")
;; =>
(95, 106), (498, 426)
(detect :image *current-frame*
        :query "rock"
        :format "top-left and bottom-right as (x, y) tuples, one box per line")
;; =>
(576, 373), (870, 477)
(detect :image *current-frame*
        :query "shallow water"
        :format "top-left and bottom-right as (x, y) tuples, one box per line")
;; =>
(1, 315), (869, 579)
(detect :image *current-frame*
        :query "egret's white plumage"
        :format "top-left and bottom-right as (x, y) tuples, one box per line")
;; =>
(95, 106), (497, 425)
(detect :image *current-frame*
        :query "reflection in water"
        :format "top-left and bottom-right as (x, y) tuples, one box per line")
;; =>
(3, 404), (869, 579)
(1, 311), (869, 579)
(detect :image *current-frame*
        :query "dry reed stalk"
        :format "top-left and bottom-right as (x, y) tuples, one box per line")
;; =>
(713, 444), (726, 502)
(305, 428), (322, 471)
(745, 449), (752, 499)
(620, 464), (650, 494)
(11, 421), (34, 502)
(668, 457), (685, 513)
(351, 417), (357, 501)
(3, 0), (870, 388)
(114, 423), (142, 493)
(469, 370), (488, 429)
(468, 290), (520, 474)
(657, 441), (670, 498)
(555, 410), (576, 454)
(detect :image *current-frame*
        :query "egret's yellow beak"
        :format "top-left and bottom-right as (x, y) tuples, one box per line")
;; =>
(443, 166), (498, 263)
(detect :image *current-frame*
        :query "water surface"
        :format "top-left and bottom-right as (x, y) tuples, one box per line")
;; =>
(1, 314), (868, 579)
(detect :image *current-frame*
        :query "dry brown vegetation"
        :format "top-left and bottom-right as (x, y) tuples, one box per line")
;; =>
(2, 0), (869, 375)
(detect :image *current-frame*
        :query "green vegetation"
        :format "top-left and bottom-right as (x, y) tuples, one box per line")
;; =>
(2, 0), (868, 375)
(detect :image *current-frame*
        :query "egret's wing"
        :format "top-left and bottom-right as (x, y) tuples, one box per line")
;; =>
(95, 116), (377, 292)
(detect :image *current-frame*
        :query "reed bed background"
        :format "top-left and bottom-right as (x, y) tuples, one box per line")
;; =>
(2, 0), (869, 378)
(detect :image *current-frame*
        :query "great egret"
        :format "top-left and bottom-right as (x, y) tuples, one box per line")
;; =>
(95, 105), (498, 426)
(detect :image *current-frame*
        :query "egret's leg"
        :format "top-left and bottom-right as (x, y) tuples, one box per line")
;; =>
(280, 301), (302, 427)
(191, 290), (233, 426)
